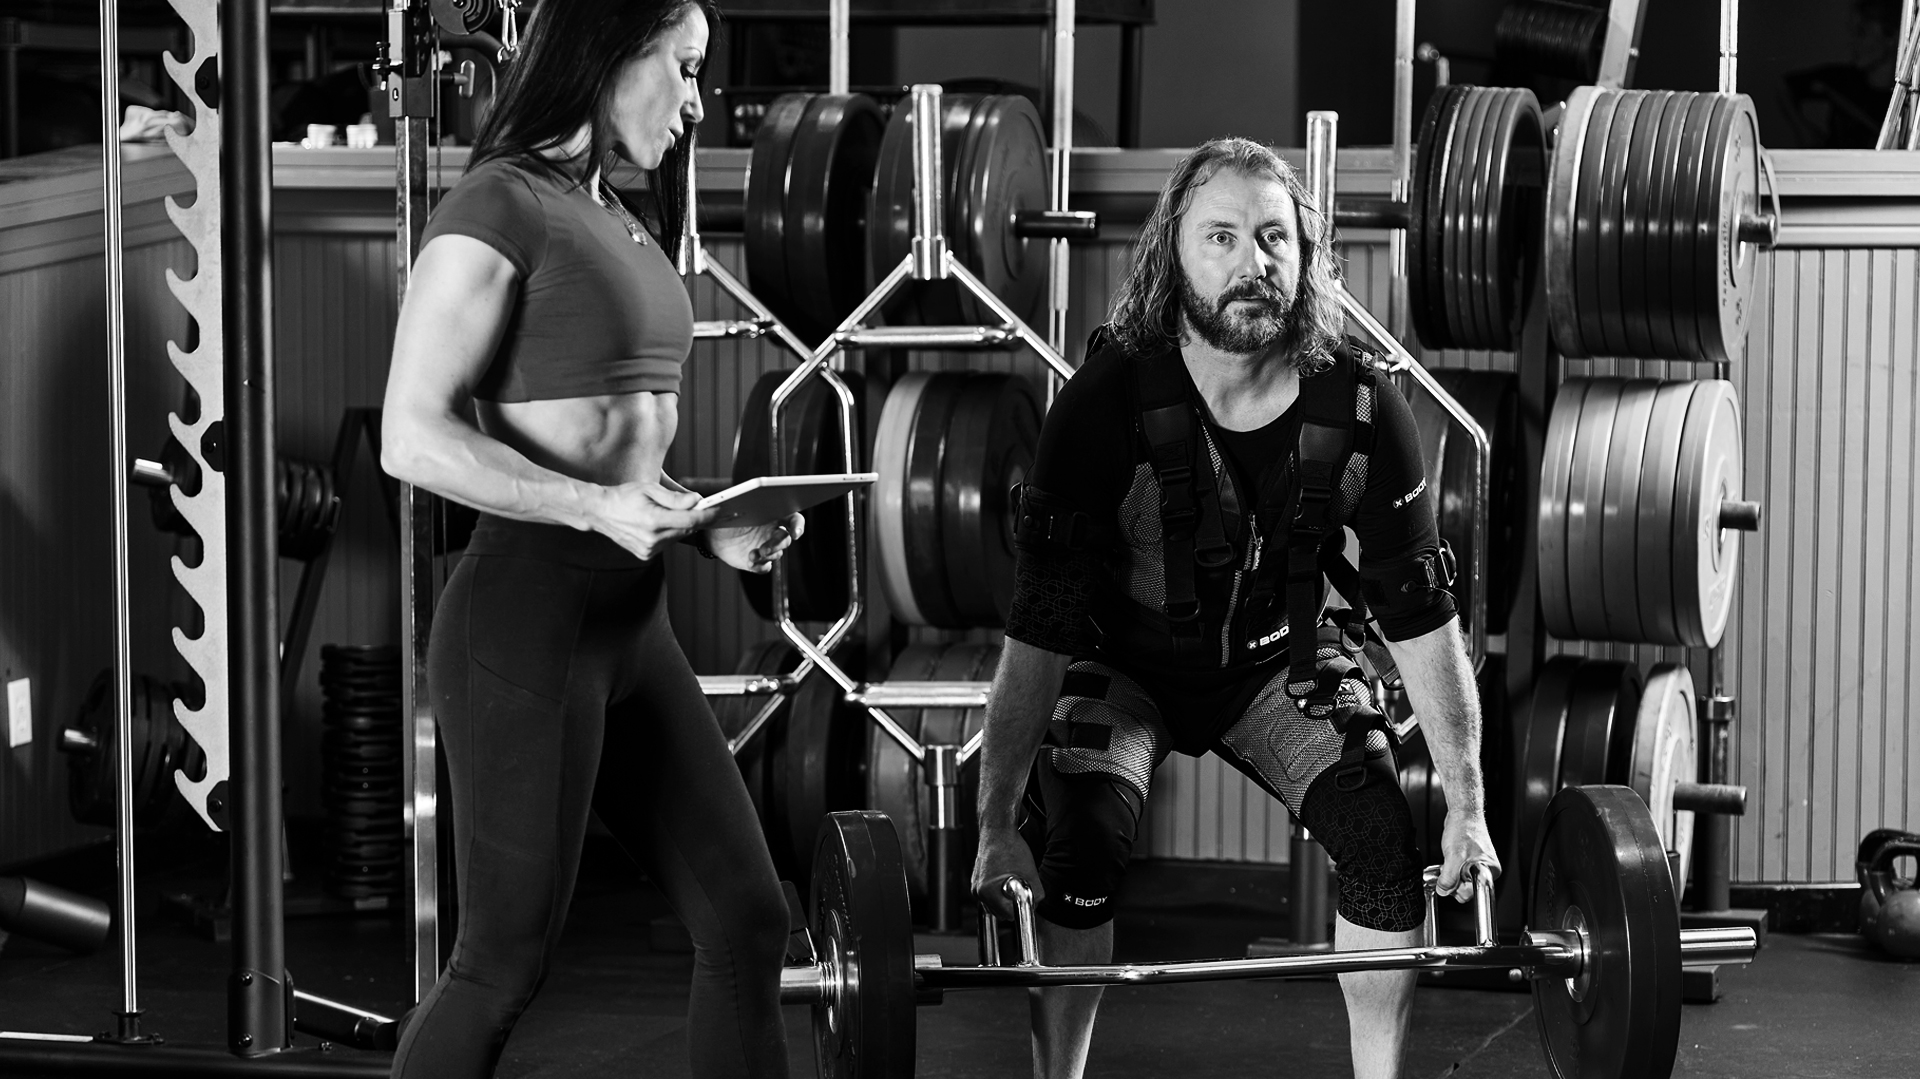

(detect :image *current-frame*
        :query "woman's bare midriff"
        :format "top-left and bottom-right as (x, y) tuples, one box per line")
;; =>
(478, 390), (679, 488)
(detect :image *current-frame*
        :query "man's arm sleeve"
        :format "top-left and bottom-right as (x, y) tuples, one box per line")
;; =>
(1354, 377), (1459, 641)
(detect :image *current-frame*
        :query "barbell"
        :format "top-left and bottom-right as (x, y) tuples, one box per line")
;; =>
(783, 787), (1757, 1079)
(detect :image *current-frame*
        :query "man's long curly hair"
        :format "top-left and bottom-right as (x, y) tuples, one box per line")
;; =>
(1106, 138), (1344, 370)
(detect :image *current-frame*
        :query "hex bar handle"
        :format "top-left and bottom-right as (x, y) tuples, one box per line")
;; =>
(692, 319), (774, 340)
(849, 682), (991, 709)
(836, 326), (1021, 350)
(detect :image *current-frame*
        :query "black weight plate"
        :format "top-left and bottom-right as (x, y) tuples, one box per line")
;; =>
(1572, 89), (1620, 359)
(1565, 378), (1621, 641)
(1468, 87), (1513, 349)
(712, 640), (800, 854)
(771, 652), (869, 887)
(904, 373), (968, 628)
(1599, 379), (1660, 642)
(957, 95), (1050, 327)
(1409, 85), (1461, 351)
(1432, 370), (1522, 634)
(1666, 93), (1717, 362)
(1559, 656), (1620, 779)
(1594, 90), (1644, 359)
(1442, 87), (1492, 350)
(1491, 90), (1545, 351)
(1515, 655), (1580, 895)
(939, 373), (1042, 627)
(1689, 94), (1740, 366)
(1422, 86), (1469, 349)
(1395, 725), (1439, 867)
(1618, 91), (1672, 359)
(1531, 785), (1683, 1079)
(783, 93), (886, 342)
(745, 93), (811, 329)
(1643, 93), (1688, 359)
(1477, 654), (1514, 881)
(811, 811), (917, 1079)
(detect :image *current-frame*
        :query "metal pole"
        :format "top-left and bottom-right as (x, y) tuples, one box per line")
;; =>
(224, 0), (290, 1056)
(1046, 0), (1076, 375)
(1306, 111), (1336, 225)
(925, 744), (960, 932)
(387, 0), (442, 1005)
(97, 0), (143, 1042)
(1718, 0), (1738, 94)
(1289, 820), (1332, 947)
(1389, 0), (1415, 341)
(828, 0), (849, 96)
(909, 84), (946, 281)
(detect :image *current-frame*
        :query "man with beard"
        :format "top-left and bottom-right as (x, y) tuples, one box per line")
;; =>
(971, 138), (1497, 1079)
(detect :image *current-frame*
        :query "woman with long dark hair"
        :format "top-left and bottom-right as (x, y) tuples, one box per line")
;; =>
(379, 3), (796, 1076)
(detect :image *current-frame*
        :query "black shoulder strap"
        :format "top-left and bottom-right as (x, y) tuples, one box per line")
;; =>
(1129, 348), (1232, 653)
(1285, 345), (1371, 701)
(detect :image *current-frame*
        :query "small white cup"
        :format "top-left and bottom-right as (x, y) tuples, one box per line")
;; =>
(304, 124), (339, 149)
(346, 123), (380, 149)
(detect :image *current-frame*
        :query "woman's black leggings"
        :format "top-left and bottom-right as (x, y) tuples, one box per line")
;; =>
(392, 517), (791, 1079)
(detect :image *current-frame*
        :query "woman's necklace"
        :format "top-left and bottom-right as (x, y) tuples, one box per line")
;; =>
(596, 179), (648, 246)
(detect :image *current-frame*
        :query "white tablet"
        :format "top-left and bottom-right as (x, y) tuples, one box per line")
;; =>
(696, 473), (879, 528)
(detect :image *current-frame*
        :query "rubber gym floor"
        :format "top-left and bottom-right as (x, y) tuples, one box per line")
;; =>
(1, 830), (1914, 1078)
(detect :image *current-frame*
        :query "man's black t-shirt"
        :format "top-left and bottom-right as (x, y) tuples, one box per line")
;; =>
(1003, 342), (1454, 742)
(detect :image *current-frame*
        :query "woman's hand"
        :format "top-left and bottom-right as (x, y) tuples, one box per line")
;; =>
(707, 512), (805, 573)
(593, 482), (718, 561)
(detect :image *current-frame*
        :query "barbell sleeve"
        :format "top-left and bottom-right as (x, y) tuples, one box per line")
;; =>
(1680, 926), (1759, 966)
(1673, 781), (1748, 816)
(780, 963), (829, 1005)
(1333, 195), (1412, 231)
(130, 457), (172, 487)
(1012, 209), (1100, 240)
(1719, 500), (1763, 532)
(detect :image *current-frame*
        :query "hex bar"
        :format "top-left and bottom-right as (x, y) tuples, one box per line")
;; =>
(836, 326), (1020, 350)
(912, 942), (1578, 991)
(848, 682), (990, 709)
(692, 319), (773, 340)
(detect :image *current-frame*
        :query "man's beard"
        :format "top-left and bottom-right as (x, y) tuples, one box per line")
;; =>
(1179, 275), (1296, 356)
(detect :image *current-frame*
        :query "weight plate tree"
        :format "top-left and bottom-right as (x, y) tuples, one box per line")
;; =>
(868, 93), (1050, 327)
(1539, 377), (1745, 646)
(1545, 87), (1768, 364)
(1408, 85), (1545, 352)
(866, 643), (999, 908)
(732, 370), (864, 623)
(64, 669), (206, 831)
(745, 93), (885, 342)
(874, 371), (1041, 628)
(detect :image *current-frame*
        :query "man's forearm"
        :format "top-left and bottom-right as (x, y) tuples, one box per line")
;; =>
(977, 638), (1072, 831)
(1384, 621), (1485, 818)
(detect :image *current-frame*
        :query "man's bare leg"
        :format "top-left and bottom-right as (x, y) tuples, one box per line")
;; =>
(1028, 918), (1113, 1079)
(1335, 913), (1421, 1079)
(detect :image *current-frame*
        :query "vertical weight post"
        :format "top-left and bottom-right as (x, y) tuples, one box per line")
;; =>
(925, 744), (961, 932)
(1045, 0), (1076, 382)
(909, 84), (946, 281)
(224, 0), (290, 1055)
(1388, 0), (1415, 341)
(828, 0), (849, 97)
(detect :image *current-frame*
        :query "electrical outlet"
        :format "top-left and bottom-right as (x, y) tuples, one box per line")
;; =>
(7, 678), (30, 748)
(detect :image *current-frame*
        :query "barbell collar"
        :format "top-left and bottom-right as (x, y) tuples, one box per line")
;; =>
(1737, 209), (1780, 247)
(1013, 209), (1100, 240)
(1702, 694), (1738, 724)
(849, 681), (992, 709)
(779, 962), (829, 1005)
(1718, 499), (1762, 531)
(1332, 195), (1412, 231)
(130, 458), (172, 488)
(1679, 925), (1759, 965)
(1673, 781), (1748, 816)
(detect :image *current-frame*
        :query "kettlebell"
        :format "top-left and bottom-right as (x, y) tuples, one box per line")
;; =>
(1856, 828), (1920, 937)
(1862, 837), (1920, 960)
